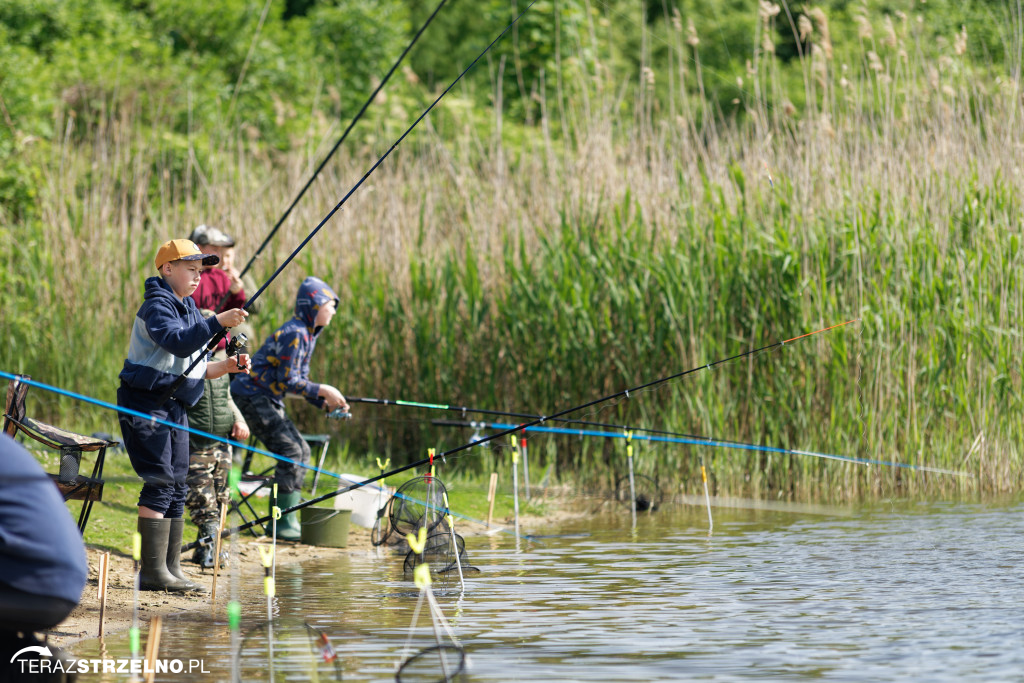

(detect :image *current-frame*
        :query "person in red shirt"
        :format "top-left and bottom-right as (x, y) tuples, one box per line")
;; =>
(189, 225), (247, 351)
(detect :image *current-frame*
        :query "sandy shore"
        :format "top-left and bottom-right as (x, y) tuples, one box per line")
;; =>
(46, 503), (585, 648)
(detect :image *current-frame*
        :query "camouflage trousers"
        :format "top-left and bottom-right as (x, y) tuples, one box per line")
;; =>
(186, 445), (232, 526)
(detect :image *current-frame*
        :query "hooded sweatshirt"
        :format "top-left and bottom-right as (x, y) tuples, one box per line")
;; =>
(231, 276), (339, 408)
(119, 276), (225, 408)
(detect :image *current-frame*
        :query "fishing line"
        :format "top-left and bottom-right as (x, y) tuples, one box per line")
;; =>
(221, 0), (453, 311)
(168, 0), (538, 392)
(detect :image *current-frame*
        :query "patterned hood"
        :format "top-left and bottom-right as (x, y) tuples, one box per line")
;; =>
(294, 276), (339, 330)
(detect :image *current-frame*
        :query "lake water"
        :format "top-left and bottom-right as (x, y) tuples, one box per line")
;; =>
(66, 497), (1024, 681)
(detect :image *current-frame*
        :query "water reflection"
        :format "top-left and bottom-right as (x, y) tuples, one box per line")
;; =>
(68, 499), (1024, 681)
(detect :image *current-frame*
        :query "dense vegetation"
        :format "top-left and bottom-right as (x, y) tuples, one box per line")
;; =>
(2, 0), (1021, 501)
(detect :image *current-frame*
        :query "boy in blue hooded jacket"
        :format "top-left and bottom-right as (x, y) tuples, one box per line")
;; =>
(231, 276), (349, 541)
(118, 239), (250, 592)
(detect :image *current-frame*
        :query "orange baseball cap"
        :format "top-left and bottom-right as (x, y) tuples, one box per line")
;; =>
(154, 239), (220, 270)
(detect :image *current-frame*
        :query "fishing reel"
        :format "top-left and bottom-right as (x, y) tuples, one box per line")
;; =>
(225, 332), (248, 369)
(327, 408), (351, 420)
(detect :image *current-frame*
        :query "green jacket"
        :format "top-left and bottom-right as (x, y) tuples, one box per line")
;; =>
(186, 352), (245, 451)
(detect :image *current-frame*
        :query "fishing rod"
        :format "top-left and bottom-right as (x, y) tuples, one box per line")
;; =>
(349, 395), (760, 449)
(161, 0), (537, 399)
(216, 0), (452, 313)
(430, 419), (971, 476)
(194, 319), (875, 544)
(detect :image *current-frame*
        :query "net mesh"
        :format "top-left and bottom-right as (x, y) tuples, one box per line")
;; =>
(378, 474), (478, 584)
(389, 475), (448, 537)
(402, 523), (467, 576)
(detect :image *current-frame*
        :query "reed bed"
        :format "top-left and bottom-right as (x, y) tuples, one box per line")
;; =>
(2, 4), (1022, 502)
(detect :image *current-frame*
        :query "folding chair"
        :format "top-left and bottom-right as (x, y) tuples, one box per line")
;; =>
(3, 375), (115, 535)
(230, 433), (331, 535)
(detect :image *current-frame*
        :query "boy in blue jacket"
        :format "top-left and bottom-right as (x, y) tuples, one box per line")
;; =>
(118, 239), (250, 592)
(231, 276), (349, 541)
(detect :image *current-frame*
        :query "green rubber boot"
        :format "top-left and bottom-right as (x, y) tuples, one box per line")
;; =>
(274, 490), (303, 542)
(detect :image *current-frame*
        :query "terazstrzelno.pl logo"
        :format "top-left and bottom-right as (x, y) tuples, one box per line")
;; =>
(9, 645), (210, 676)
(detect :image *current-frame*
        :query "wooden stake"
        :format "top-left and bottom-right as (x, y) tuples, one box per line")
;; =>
(486, 472), (498, 527)
(143, 615), (163, 683)
(97, 552), (110, 637)
(210, 503), (228, 606)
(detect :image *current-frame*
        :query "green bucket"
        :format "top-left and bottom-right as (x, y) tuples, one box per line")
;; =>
(299, 507), (351, 547)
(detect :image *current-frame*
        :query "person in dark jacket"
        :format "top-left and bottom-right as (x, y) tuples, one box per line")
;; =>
(185, 311), (250, 568)
(117, 238), (250, 592)
(0, 433), (87, 635)
(231, 276), (349, 541)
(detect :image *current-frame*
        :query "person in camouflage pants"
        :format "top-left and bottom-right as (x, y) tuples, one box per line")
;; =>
(186, 312), (250, 568)
(185, 445), (231, 526)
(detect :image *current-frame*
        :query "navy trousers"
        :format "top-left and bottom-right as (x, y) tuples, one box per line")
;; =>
(117, 386), (190, 517)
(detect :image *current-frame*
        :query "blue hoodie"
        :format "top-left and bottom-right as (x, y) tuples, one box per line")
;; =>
(231, 277), (339, 407)
(119, 276), (225, 408)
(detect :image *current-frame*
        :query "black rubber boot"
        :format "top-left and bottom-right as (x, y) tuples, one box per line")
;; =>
(137, 518), (199, 593)
(165, 518), (207, 592)
(191, 521), (222, 569)
(191, 531), (213, 567)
